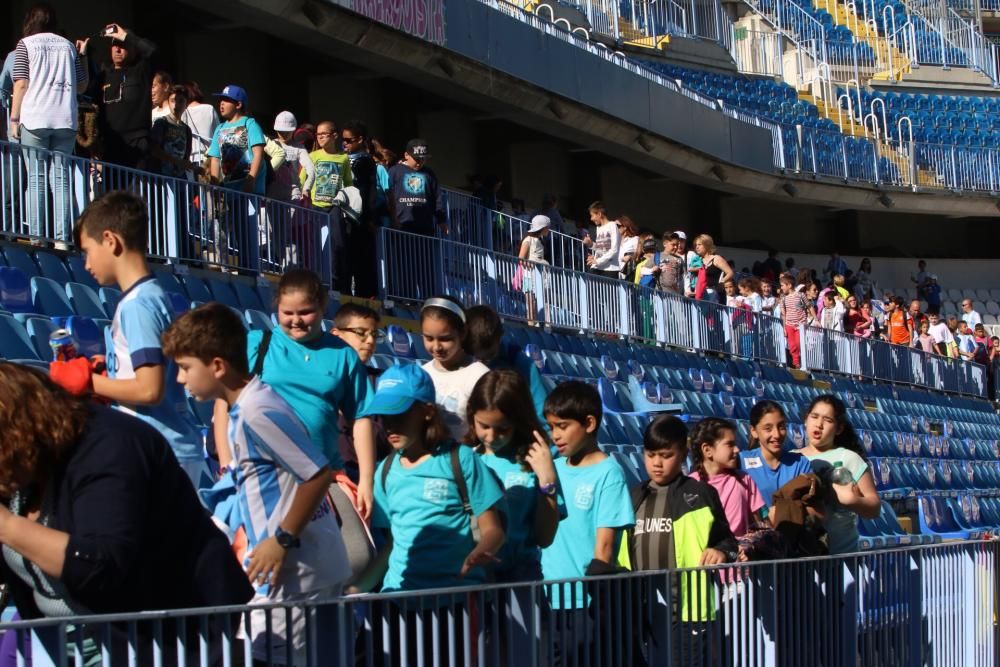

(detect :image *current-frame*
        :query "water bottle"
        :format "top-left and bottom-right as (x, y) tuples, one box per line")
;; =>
(829, 464), (855, 521)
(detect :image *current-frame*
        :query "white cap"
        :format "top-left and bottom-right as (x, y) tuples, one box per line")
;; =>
(674, 230), (687, 240)
(528, 215), (551, 233)
(273, 111), (298, 133)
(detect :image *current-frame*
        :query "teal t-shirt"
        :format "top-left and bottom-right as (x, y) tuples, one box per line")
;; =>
(481, 452), (566, 580)
(247, 328), (372, 470)
(805, 447), (869, 555)
(372, 443), (505, 591)
(541, 455), (635, 608)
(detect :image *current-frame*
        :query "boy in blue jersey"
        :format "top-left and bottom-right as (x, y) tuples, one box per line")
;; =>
(61, 191), (205, 488)
(541, 380), (634, 662)
(163, 303), (350, 665)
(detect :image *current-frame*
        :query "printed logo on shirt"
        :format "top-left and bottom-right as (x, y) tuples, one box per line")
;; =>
(634, 517), (672, 536)
(574, 484), (595, 510)
(404, 172), (427, 195)
(423, 479), (450, 504)
(313, 161), (344, 205)
(505, 471), (532, 489)
(744, 457), (763, 469)
(218, 125), (251, 181)
(683, 493), (700, 507)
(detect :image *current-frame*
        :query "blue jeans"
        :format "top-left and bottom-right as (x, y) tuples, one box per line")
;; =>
(19, 126), (76, 242)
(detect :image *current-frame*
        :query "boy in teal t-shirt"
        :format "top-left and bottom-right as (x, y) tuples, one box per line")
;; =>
(541, 381), (634, 603)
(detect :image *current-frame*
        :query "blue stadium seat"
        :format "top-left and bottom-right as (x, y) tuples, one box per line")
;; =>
(0, 314), (40, 360)
(65, 282), (108, 320)
(25, 317), (58, 360)
(180, 275), (213, 304)
(166, 291), (191, 316)
(31, 277), (75, 317)
(206, 277), (241, 309)
(154, 270), (188, 296)
(65, 255), (98, 290)
(387, 325), (414, 358)
(2, 246), (39, 278)
(256, 281), (275, 310)
(0, 267), (33, 314)
(99, 287), (121, 318)
(34, 251), (72, 284)
(233, 281), (265, 311)
(244, 309), (273, 331)
(62, 316), (104, 358)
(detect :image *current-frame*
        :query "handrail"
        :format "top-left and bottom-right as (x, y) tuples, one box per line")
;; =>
(378, 226), (988, 396)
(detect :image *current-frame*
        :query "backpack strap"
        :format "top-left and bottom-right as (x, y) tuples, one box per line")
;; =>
(450, 446), (472, 516)
(251, 330), (273, 378)
(380, 450), (398, 490)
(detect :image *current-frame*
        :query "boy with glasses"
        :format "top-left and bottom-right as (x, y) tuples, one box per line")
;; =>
(306, 120), (353, 211)
(961, 298), (982, 329)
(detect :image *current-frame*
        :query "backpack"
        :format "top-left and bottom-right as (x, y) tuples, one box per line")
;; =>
(380, 445), (479, 542)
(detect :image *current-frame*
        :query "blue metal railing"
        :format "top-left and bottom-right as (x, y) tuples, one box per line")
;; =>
(0, 139), (333, 282)
(378, 227), (988, 396)
(2, 540), (995, 666)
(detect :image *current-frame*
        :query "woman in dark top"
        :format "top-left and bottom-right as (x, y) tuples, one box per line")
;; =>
(693, 233), (733, 304)
(85, 23), (156, 168)
(0, 363), (252, 663)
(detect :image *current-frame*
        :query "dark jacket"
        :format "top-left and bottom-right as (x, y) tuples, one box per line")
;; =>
(1, 405), (253, 618)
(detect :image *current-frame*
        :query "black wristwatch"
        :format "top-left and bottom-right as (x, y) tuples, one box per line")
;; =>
(275, 527), (300, 550)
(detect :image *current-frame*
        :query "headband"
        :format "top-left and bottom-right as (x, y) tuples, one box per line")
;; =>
(421, 297), (466, 323)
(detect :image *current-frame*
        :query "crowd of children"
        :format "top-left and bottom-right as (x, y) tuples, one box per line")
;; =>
(33, 191), (891, 664)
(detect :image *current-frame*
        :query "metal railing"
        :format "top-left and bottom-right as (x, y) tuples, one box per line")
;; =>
(441, 189), (587, 273)
(729, 27), (785, 78)
(0, 140), (332, 281)
(801, 325), (988, 395)
(377, 227), (988, 396)
(2, 540), (995, 666)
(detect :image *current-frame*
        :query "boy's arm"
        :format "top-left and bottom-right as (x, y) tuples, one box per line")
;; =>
(213, 398), (232, 469)
(461, 507), (504, 577)
(351, 417), (375, 520)
(243, 144), (264, 193)
(593, 527), (618, 564)
(246, 465), (331, 586)
(92, 364), (164, 406)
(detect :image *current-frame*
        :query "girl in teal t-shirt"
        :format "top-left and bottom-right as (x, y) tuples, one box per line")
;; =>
(361, 363), (506, 593)
(800, 395), (881, 554)
(466, 369), (564, 582)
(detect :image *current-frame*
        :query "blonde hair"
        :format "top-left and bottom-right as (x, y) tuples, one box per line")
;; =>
(693, 234), (716, 254)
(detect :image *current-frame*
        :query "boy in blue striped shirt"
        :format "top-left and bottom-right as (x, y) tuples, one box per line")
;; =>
(163, 303), (350, 665)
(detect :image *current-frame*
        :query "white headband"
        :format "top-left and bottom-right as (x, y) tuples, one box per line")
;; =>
(421, 297), (466, 323)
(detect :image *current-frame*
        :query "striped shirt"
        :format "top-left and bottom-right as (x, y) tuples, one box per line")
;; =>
(228, 377), (351, 596)
(780, 291), (808, 326)
(633, 482), (676, 572)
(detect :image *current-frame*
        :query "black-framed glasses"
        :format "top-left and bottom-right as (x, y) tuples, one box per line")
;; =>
(342, 327), (385, 342)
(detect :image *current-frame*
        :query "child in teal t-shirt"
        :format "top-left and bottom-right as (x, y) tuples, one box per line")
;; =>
(541, 381), (634, 608)
(358, 364), (505, 592)
(466, 369), (565, 581)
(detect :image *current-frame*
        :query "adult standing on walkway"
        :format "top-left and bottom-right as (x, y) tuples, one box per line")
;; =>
(9, 4), (88, 248)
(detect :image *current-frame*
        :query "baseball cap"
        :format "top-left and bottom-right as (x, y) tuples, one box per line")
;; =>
(528, 215), (551, 233)
(273, 111), (297, 133)
(213, 84), (248, 108)
(673, 231), (687, 240)
(405, 138), (431, 161)
(362, 364), (436, 417)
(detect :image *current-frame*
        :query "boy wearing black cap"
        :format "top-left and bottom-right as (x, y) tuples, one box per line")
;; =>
(387, 138), (447, 236)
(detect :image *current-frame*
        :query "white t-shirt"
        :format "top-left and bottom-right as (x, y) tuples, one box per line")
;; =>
(590, 221), (621, 272)
(181, 103), (220, 165)
(928, 322), (953, 345)
(618, 235), (639, 274)
(962, 311), (983, 328)
(13, 33), (83, 131)
(151, 105), (170, 125)
(422, 360), (490, 440)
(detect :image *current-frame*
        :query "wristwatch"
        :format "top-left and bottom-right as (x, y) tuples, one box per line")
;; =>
(538, 482), (558, 497)
(274, 526), (300, 550)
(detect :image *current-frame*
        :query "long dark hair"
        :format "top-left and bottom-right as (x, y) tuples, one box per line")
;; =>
(803, 394), (866, 460)
(747, 400), (785, 450)
(22, 4), (58, 37)
(465, 370), (543, 470)
(688, 417), (737, 480)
